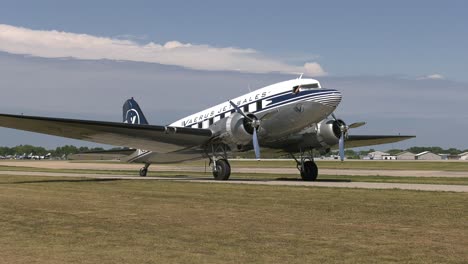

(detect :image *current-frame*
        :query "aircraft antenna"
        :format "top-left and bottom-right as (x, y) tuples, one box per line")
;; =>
(298, 73), (304, 79)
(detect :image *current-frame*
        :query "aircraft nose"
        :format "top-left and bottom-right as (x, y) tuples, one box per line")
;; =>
(313, 89), (342, 109)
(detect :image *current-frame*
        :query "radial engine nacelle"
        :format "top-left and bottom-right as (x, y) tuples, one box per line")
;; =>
(210, 112), (257, 150)
(317, 119), (346, 145)
(298, 119), (347, 154)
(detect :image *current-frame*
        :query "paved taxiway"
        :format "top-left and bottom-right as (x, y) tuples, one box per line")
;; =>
(1, 170), (467, 193)
(1, 161), (468, 178)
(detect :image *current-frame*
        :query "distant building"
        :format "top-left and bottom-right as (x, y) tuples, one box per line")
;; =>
(459, 152), (468, 161)
(396, 151), (416, 160)
(382, 155), (397, 160)
(439, 154), (449, 160)
(415, 151), (442, 160)
(367, 151), (389, 160)
(447, 154), (461, 160)
(439, 154), (462, 160)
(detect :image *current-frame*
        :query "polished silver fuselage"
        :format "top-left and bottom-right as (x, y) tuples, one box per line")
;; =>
(125, 79), (342, 163)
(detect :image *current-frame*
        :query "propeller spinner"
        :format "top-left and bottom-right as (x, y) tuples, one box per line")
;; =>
(331, 113), (366, 161)
(229, 101), (262, 160)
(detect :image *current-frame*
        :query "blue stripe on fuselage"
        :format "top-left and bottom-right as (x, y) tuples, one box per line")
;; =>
(184, 89), (337, 127)
(270, 89), (336, 105)
(260, 89), (337, 111)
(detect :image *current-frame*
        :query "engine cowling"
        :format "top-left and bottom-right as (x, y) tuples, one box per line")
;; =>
(210, 112), (257, 150)
(312, 119), (347, 150)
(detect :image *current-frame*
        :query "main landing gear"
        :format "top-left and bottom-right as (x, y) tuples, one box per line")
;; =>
(211, 159), (231, 180)
(207, 144), (232, 181)
(139, 163), (150, 177)
(291, 148), (319, 181)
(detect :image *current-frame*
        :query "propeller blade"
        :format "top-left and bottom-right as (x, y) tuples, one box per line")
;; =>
(252, 128), (261, 160)
(229, 100), (261, 159)
(229, 101), (251, 120)
(339, 131), (345, 161)
(331, 113), (337, 120)
(348, 122), (366, 129)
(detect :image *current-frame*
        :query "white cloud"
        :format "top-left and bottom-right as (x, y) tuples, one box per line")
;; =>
(418, 73), (445, 80)
(0, 24), (326, 76)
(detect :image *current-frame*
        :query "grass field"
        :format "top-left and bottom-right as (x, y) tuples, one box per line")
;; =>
(0, 174), (467, 264)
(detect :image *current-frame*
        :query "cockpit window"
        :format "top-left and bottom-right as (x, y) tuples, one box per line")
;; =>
(302, 83), (319, 89)
(292, 83), (319, 94)
(292, 85), (300, 94)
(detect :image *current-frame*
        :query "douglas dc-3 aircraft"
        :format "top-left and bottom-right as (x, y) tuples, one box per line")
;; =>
(0, 78), (414, 180)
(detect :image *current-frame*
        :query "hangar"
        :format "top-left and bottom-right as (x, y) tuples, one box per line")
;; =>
(366, 151), (389, 160)
(396, 151), (416, 160)
(415, 151), (442, 160)
(459, 152), (468, 161)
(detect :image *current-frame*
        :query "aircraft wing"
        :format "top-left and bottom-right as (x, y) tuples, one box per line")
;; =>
(0, 113), (213, 153)
(340, 135), (415, 149)
(68, 148), (137, 160)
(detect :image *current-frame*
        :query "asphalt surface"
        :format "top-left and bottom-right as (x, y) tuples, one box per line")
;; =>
(0, 161), (468, 193)
(1, 160), (468, 178)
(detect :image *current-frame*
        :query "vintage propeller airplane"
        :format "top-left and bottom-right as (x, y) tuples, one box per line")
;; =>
(0, 77), (414, 180)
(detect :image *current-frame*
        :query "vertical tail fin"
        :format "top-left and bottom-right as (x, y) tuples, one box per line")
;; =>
(123, 97), (149, 125)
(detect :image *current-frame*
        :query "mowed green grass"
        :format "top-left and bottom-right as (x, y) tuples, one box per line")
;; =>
(0, 175), (467, 264)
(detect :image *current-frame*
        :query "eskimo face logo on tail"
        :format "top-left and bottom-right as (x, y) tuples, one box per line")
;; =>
(124, 109), (140, 124)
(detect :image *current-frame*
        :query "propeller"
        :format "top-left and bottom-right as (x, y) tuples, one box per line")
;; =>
(229, 101), (262, 160)
(338, 131), (345, 161)
(331, 113), (366, 161)
(348, 122), (366, 129)
(229, 101), (252, 121)
(252, 128), (260, 159)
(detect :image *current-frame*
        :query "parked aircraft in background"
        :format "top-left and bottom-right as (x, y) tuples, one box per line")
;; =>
(0, 153), (51, 160)
(0, 78), (414, 180)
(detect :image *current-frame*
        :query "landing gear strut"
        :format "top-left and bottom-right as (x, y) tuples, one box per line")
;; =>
(206, 144), (232, 181)
(291, 148), (318, 181)
(139, 163), (150, 177)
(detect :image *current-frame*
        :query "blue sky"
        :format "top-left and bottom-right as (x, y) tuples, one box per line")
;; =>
(1, 0), (467, 80)
(0, 0), (467, 150)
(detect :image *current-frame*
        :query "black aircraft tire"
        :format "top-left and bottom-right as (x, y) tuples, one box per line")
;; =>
(212, 159), (231, 181)
(300, 161), (318, 181)
(139, 168), (148, 177)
